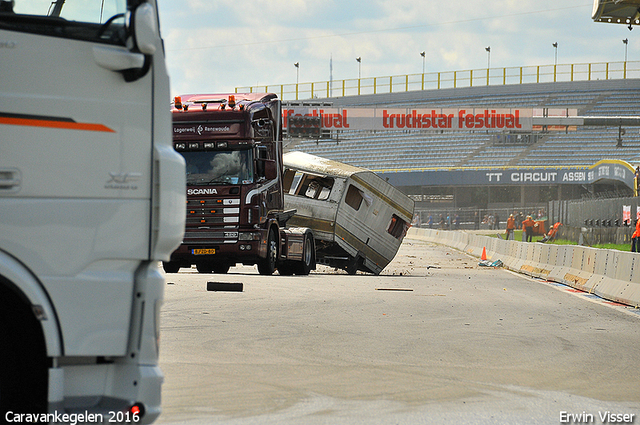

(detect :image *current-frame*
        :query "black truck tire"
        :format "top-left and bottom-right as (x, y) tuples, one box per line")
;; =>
(162, 261), (180, 273)
(257, 228), (278, 275)
(213, 263), (231, 274)
(295, 234), (314, 275)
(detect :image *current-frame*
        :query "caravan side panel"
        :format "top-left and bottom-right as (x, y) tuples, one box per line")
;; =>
(335, 172), (413, 274)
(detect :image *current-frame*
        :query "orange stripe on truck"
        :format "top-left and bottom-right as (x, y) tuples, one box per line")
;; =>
(0, 114), (115, 133)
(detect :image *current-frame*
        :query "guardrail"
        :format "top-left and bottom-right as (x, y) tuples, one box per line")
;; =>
(236, 61), (640, 101)
(408, 227), (640, 308)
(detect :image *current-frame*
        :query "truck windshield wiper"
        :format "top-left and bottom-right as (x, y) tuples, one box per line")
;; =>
(0, 13), (67, 25)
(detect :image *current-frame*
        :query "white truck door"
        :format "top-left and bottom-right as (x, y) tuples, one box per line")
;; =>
(0, 0), (171, 356)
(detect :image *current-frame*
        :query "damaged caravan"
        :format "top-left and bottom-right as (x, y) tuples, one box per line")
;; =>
(283, 151), (415, 274)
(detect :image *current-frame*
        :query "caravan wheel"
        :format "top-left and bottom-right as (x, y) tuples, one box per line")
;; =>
(346, 255), (360, 275)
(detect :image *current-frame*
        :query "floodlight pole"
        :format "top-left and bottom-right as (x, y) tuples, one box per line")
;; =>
(485, 47), (491, 85)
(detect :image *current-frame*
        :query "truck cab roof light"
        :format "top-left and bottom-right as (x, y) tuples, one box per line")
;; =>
(228, 95), (236, 109)
(174, 96), (182, 110)
(192, 97), (226, 104)
(202, 103), (207, 111)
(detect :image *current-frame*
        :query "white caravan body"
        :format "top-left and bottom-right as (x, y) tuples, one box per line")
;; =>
(283, 151), (414, 274)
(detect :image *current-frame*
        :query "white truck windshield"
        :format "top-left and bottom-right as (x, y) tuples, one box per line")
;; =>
(2, 0), (134, 43)
(12, 0), (126, 23)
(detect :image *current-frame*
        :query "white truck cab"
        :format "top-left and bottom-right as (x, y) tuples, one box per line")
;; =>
(0, 0), (185, 422)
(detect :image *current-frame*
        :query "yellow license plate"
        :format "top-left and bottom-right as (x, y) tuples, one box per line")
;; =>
(192, 248), (216, 255)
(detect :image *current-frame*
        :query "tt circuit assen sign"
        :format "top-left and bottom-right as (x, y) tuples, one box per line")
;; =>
(379, 160), (636, 190)
(283, 107), (533, 131)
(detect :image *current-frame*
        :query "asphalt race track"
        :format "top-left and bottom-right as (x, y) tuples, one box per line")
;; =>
(156, 237), (640, 425)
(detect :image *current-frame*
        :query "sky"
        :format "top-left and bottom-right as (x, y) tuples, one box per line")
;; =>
(156, 0), (637, 97)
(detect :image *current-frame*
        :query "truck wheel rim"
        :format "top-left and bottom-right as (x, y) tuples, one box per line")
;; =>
(304, 237), (312, 265)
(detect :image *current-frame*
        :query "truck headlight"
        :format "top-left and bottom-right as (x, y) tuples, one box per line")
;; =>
(239, 232), (258, 241)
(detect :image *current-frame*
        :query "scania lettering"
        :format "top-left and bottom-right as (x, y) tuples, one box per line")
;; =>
(0, 1), (185, 422)
(164, 94), (315, 276)
(188, 188), (218, 195)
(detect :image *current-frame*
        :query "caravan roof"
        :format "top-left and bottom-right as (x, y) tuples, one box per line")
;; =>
(284, 151), (373, 179)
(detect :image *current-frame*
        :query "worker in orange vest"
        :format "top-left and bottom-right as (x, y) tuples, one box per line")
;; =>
(632, 219), (640, 252)
(506, 214), (516, 240)
(541, 222), (562, 243)
(522, 215), (536, 242)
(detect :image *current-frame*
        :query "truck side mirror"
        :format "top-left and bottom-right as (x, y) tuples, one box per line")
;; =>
(93, 3), (157, 82)
(264, 160), (277, 180)
(255, 159), (277, 181)
(133, 3), (158, 55)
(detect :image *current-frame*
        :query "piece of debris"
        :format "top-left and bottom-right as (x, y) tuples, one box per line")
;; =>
(376, 288), (414, 292)
(207, 282), (244, 292)
(478, 259), (503, 268)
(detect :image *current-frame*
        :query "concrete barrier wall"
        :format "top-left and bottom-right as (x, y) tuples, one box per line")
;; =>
(407, 227), (640, 308)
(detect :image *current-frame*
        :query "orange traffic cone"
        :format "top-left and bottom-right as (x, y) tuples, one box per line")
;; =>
(481, 247), (487, 261)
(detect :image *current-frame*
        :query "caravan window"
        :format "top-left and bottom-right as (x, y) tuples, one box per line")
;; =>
(387, 214), (409, 240)
(345, 184), (363, 210)
(283, 170), (304, 195)
(283, 168), (297, 193)
(285, 169), (334, 200)
(301, 176), (333, 200)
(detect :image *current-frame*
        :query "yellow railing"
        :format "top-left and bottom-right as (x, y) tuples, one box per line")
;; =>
(236, 61), (640, 101)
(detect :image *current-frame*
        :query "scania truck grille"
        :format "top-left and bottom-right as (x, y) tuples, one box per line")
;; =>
(186, 198), (240, 226)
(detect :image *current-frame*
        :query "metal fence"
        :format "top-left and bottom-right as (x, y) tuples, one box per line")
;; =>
(237, 60), (640, 101)
(413, 205), (548, 231)
(565, 196), (640, 228)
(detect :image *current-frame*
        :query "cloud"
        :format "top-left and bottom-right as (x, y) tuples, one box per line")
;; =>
(158, 0), (628, 97)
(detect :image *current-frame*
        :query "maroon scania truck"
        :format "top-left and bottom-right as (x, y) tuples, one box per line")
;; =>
(163, 93), (315, 275)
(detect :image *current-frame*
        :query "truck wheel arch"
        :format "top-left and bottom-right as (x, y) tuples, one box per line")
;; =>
(0, 253), (57, 413)
(0, 251), (63, 357)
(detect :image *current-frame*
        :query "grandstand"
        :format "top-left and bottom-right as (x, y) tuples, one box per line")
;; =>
(282, 78), (640, 216)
